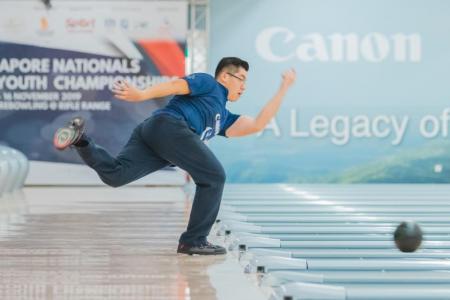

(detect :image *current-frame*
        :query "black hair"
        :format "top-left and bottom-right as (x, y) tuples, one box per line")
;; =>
(214, 57), (249, 78)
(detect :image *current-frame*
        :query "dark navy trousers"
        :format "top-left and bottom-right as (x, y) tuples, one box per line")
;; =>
(75, 114), (226, 246)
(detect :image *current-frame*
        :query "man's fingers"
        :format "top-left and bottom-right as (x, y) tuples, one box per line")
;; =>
(284, 68), (296, 74)
(285, 69), (296, 76)
(112, 88), (125, 94)
(284, 68), (296, 81)
(113, 86), (128, 94)
(281, 68), (296, 88)
(113, 91), (129, 99)
(113, 80), (136, 101)
(112, 88), (126, 96)
(113, 80), (130, 89)
(113, 83), (122, 90)
(118, 80), (130, 89)
(114, 83), (129, 91)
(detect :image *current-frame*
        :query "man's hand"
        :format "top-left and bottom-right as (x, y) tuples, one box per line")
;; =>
(112, 80), (144, 102)
(280, 68), (296, 89)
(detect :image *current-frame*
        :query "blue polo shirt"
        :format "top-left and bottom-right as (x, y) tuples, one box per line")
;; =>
(153, 73), (240, 141)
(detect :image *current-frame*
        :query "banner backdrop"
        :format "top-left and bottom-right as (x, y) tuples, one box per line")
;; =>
(209, 0), (450, 183)
(0, 1), (187, 166)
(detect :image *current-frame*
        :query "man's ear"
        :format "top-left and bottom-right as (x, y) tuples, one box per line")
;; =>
(217, 71), (228, 84)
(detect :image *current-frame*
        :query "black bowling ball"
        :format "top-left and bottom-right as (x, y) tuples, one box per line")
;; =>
(394, 221), (423, 252)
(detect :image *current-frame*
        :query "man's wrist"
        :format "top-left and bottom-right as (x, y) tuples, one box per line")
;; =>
(279, 84), (289, 92)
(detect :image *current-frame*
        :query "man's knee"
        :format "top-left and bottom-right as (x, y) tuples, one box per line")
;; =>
(192, 162), (226, 187)
(208, 166), (226, 186)
(217, 168), (226, 184)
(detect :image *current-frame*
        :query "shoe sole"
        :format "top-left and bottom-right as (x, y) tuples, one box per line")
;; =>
(177, 252), (226, 256)
(177, 250), (227, 255)
(53, 127), (76, 150)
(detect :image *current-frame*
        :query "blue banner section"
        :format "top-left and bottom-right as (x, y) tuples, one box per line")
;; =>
(0, 0), (187, 166)
(209, 0), (450, 183)
(0, 42), (182, 163)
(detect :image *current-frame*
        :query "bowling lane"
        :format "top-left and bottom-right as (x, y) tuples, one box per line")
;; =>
(218, 184), (450, 300)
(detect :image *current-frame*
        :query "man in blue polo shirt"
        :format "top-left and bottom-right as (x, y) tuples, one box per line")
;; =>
(53, 57), (296, 255)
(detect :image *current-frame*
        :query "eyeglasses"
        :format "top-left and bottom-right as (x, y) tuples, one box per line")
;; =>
(227, 72), (246, 83)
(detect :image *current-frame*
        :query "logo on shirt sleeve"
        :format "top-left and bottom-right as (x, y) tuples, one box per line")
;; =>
(200, 127), (213, 141)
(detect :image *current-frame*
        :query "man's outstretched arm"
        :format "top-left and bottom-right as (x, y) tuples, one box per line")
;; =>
(112, 79), (190, 102)
(226, 69), (296, 137)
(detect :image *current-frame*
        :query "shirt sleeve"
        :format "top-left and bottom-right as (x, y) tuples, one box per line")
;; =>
(218, 111), (241, 137)
(183, 73), (216, 96)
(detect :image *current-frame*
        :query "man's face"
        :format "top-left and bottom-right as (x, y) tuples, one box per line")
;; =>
(221, 67), (247, 101)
